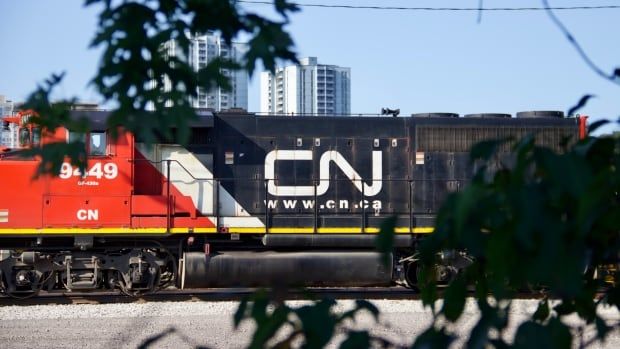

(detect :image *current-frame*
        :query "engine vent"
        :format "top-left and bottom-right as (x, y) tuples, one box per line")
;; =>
(464, 113), (511, 118)
(411, 113), (459, 118)
(516, 111), (564, 118)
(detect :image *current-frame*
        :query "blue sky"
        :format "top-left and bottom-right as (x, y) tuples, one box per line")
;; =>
(0, 0), (618, 132)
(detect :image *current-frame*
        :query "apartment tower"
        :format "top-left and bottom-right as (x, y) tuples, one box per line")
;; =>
(260, 57), (351, 115)
(158, 34), (248, 111)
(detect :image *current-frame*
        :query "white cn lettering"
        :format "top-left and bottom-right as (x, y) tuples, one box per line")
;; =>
(265, 150), (382, 197)
(77, 209), (99, 221)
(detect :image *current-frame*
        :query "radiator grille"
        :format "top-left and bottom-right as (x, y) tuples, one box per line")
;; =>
(415, 125), (577, 153)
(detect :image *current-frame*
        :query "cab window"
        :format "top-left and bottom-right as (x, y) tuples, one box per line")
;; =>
(68, 131), (86, 144)
(67, 131), (107, 156)
(89, 132), (106, 156)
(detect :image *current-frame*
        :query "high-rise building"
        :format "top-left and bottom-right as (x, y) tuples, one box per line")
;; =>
(156, 33), (248, 111)
(0, 95), (14, 116)
(0, 95), (16, 149)
(260, 57), (351, 115)
(188, 34), (248, 111)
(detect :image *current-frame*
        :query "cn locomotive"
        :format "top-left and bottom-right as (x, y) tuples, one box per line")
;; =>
(0, 109), (584, 296)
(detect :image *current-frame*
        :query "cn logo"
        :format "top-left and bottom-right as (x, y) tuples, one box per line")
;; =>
(265, 150), (382, 197)
(77, 209), (99, 221)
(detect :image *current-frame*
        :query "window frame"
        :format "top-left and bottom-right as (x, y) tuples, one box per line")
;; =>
(67, 130), (110, 158)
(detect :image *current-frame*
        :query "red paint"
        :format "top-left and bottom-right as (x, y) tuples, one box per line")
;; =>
(0, 112), (214, 233)
(578, 115), (588, 140)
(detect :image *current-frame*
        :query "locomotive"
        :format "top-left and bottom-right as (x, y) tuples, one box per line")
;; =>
(0, 109), (584, 296)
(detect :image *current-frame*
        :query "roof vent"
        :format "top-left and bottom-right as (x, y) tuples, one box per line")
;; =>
(464, 113), (511, 118)
(411, 113), (459, 118)
(516, 111), (564, 118)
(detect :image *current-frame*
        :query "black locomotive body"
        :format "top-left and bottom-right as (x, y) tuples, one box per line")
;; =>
(204, 112), (578, 233)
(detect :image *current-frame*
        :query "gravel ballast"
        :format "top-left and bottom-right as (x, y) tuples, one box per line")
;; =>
(0, 299), (618, 348)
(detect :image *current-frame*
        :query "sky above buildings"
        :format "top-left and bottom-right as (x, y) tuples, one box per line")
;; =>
(0, 0), (618, 132)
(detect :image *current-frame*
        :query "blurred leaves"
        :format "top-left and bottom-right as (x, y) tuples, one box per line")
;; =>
(587, 119), (609, 134)
(415, 129), (620, 348)
(567, 94), (595, 117)
(14, 1), (620, 348)
(274, 0), (300, 18)
(339, 331), (370, 349)
(532, 299), (550, 323)
(513, 319), (571, 349)
(411, 327), (454, 349)
(19, 141), (87, 179)
(87, 0), (296, 142)
(441, 275), (466, 322)
(22, 0), (298, 174)
(18, 73), (89, 176)
(234, 290), (401, 349)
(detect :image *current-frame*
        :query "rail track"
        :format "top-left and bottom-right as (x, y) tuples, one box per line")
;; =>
(0, 286), (552, 306)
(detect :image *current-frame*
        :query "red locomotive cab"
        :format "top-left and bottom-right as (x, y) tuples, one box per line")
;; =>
(42, 125), (135, 229)
(0, 111), (135, 231)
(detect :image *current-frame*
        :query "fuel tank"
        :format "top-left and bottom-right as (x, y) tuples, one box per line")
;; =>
(182, 251), (393, 288)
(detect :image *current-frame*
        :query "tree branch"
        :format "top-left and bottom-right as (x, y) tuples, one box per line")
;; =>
(542, 0), (619, 85)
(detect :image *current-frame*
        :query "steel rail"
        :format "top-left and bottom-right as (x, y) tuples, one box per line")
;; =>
(0, 287), (558, 306)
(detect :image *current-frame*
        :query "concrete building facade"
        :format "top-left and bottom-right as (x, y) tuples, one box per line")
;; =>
(0, 95), (14, 116)
(260, 57), (351, 115)
(188, 34), (248, 111)
(157, 33), (248, 111)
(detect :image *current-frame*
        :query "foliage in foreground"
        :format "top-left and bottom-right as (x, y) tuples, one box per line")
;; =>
(20, 0), (298, 175)
(412, 128), (620, 348)
(235, 129), (620, 349)
(14, 1), (619, 347)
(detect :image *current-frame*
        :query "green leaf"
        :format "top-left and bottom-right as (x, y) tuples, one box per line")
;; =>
(605, 284), (620, 308)
(441, 276), (467, 322)
(411, 327), (454, 349)
(18, 141), (87, 179)
(532, 299), (550, 323)
(587, 119), (609, 135)
(234, 297), (248, 328)
(514, 321), (548, 349)
(417, 264), (438, 308)
(354, 300), (380, 321)
(567, 94), (595, 117)
(339, 331), (370, 349)
(338, 300), (379, 324)
(513, 319), (571, 349)
(467, 315), (493, 349)
(274, 0), (300, 18)
(548, 317), (572, 349)
(595, 315), (611, 340)
(294, 299), (337, 349)
(553, 301), (576, 316)
(469, 139), (506, 161)
(248, 305), (291, 349)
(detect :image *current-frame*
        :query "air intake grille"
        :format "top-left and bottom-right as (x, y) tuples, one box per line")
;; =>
(415, 125), (578, 153)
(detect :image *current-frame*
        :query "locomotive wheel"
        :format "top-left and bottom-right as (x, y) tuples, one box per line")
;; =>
(0, 270), (50, 300)
(404, 261), (420, 291)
